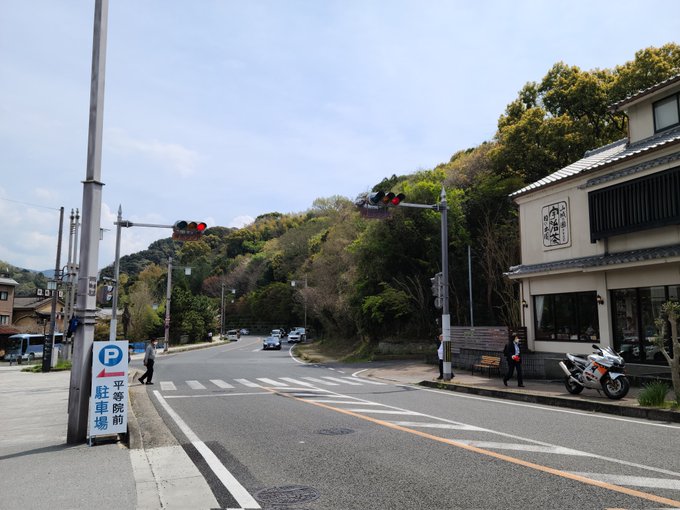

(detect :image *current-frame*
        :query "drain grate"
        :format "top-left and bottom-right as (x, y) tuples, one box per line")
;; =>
(255, 485), (320, 506)
(316, 427), (355, 436)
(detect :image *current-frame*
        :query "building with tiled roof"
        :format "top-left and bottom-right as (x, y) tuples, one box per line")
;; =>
(506, 74), (680, 365)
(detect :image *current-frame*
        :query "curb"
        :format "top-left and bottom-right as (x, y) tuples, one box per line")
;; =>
(419, 380), (680, 423)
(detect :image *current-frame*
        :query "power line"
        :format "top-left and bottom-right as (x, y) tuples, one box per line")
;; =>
(0, 196), (62, 211)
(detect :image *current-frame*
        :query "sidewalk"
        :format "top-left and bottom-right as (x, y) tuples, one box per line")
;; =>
(361, 360), (680, 423)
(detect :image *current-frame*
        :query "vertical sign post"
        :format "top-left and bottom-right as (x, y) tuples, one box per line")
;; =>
(89, 341), (128, 444)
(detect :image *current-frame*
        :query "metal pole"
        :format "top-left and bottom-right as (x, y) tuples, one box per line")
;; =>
(109, 205), (122, 341)
(440, 187), (453, 380)
(164, 257), (172, 353)
(43, 207), (64, 372)
(468, 245), (474, 327)
(220, 280), (225, 337)
(67, 0), (108, 444)
(304, 276), (307, 334)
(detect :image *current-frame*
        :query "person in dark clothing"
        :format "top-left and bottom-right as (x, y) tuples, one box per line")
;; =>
(138, 338), (157, 385)
(503, 335), (524, 387)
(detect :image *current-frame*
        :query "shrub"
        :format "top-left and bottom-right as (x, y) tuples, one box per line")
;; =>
(637, 380), (670, 407)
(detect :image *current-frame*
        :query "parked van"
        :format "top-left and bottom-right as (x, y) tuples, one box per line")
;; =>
(226, 329), (240, 341)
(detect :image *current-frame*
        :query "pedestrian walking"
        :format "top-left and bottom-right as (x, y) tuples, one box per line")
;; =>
(138, 338), (158, 385)
(503, 335), (524, 387)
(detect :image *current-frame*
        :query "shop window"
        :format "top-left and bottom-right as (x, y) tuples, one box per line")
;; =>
(613, 286), (677, 363)
(534, 291), (599, 342)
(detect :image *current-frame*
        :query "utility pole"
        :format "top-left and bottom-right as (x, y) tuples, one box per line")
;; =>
(109, 205), (123, 341)
(164, 257), (172, 353)
(43, 206), (64, 372)
(67, 0), (108, 444)
(220, 280), (225, 338)
(439, 187), (453, 380)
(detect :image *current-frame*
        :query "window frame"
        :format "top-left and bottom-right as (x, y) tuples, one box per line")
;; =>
(0, 291), (8, 301)
(653, 93), (680, 133)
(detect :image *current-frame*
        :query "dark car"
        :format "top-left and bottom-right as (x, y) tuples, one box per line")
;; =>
(263, 336), (282, 350)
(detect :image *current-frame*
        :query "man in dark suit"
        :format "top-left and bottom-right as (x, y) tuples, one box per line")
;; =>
(503, 335), (524, 387)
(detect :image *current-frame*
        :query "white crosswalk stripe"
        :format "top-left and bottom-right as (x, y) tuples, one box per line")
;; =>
(234, 378), (261, 388)
(347, 408), (423, 415)
(256, 378), (289, 387)
(279, 377), (316, 387)
(187, 380), (206, 390)
(388, 421), (485, 431)
(301, 376), (339, 386)
(345, 377), (386, 385)
(210, 379), (234, 389)
(322, 376), (362, 385)
(160, 381), (176, 391)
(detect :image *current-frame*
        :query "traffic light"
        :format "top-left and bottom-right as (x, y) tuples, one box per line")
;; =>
(366, 190), (405, 207)
(173, 220), (207, 241)
(431, 272), (443, 309)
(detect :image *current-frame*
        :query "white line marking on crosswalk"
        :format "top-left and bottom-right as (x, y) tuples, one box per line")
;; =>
(187, 380), (207, 390)
(235, 378), (261, 388)
(310, 400), (384, 405)
(256, 378), (289, 387)
(160, 381), (176, 391)
(301, 376), (339, 386)
(210, 379), (234, 389)
(346, 408), (423, 415)
(453, 440), (592, 456)
(388, 421), (485, 431)
(322, 376), (362, 385)
(342, 377), (386, 385)
(279, 377), (315, 387)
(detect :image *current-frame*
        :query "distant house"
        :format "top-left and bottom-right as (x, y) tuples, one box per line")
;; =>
(12, 296), (65, 334)
(0, 275), (18, 328)
(507, 74), (680, 365)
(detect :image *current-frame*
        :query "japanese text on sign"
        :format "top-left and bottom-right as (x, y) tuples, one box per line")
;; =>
(542, 201), (570, 248)
(89, 341), (128, 439)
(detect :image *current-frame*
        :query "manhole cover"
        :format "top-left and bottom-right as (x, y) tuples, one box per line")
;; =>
(255, 485), (320, 505)
(316, 427), (355, 435)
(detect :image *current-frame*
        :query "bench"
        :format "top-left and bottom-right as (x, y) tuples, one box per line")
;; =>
(471, 355), (501, 378)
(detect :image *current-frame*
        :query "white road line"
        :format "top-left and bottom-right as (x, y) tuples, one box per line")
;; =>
(302, 376), (339, 386)
(570, 472), (680, 491)
(256, 378), (289, 387)
(164, 392), (271, 399)
(322, 376), (362, 385)
(453, 440), (592, 456)
(346, 408), (423, 415)
(279, 377), (315, 387)
(310, 400), (386, 405)
(152, 391), (261, 509)
(235, 378), (262, 388)
(342, 376), (386, 385)
(160, 381), (176, 391)
(187, 380), (207, 390)
(211, 379), (235, 389)
(388, 421), (485, 431)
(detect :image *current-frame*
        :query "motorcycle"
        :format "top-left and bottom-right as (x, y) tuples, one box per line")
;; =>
(558, 344), (630, 399)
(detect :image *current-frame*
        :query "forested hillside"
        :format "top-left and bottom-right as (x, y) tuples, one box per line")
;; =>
(51, 45), (680, 348)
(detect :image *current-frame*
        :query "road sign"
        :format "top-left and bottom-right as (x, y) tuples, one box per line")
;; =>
(89, 341), (128, 441)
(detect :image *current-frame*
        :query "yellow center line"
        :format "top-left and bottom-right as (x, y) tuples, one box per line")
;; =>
(273, 389), (680, 508)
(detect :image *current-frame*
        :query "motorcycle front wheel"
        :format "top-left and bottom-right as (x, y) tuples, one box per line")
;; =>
(601, 375), (630, 399)
(564, 376), (584, 394)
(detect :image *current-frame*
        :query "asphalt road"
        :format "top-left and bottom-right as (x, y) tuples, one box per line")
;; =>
(138, 337), (680, 510)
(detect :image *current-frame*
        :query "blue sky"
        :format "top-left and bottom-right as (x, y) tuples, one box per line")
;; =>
(2, 0), (680, 271)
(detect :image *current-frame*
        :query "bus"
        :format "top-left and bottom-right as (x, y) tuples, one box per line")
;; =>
(4, 333), (63, 363)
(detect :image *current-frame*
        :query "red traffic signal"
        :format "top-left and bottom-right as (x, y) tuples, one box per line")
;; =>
(173, 220), (207, 241)
(390, 193), (405, 206)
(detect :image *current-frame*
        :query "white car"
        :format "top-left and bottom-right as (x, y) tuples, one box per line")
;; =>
(270, 329), (284, 338)
(287, 327), (306, 343)
(226, 329), (240, 341)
